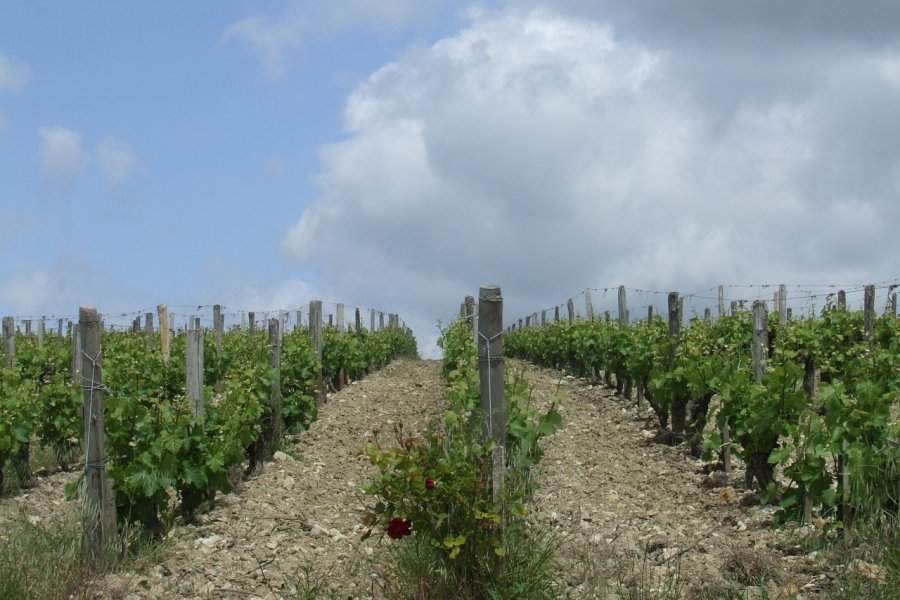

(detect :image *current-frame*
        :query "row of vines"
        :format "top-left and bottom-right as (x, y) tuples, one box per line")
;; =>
(361, 316), (562, 597)
(0, 324), (417, 538)
(505, 302), (899, 525)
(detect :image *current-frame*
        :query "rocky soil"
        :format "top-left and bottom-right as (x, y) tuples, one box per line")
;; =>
(517, 360), (835, 599)
(1, 357), (865, 599)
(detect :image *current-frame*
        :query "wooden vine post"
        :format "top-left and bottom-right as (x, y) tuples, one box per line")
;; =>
(37, 318), (45, 347)
(863, 284), (875, 341)
(566, 298), (575, 325)
(718, 285), (725, 318)
(477, 285), (506, 565)
(267, 318), (283, 448)
(667, 293), (686, 433)
(213, 305), (223, 353)
(618, 286), (631, 398)
(336, 303), (345, 333)
(309, 300), (324, 405)
(186, 326), (204, 419)
(157, 305), (170, 363)
(79, 306), (117, 568)
(2, 316), (13, 369)
(248, 311), (256, 336)
(778, 284), (787, 326)
(585, 289), (594, 321)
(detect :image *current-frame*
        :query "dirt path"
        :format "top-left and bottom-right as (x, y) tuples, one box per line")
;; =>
(92, 358), (446, 600)
(517, 360), (829, 598)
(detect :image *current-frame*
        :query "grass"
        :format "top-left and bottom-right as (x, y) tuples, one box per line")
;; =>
(373, 520), (562, 599)
(0, 511), (90, 600)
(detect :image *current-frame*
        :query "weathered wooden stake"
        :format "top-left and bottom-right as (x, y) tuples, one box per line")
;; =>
(478, 286), (505, 493)
(248, 311), (256, 336)
(863, 284), (875, 341)
(38, 318), (45, 347)
(718, 285), (725, 318)
(647, 305), (653, 322)
(668, 293), (681, 360)
(618, 286), (628, 326)
(837, 290), (846, 310)
(58, 318), (64, 338)
(145, 312), (154, 347)
(309, 301), (323, 362)
(379, 311), (385, 330)
(336, 303), (345, 334)
(24, 319), (31, 336)
(704, 307), (711, 324)
(554, 306), (560, 322)
(268, 318), (283, 446)
(752, 301), (768, 384)
(585, 289), (594, 321)
(778, 284), (787, 325)
(213, 305), (223, 353)
(541, 310), (546, 327)
(158, 305), (170, 363)
(79, 306), (116, 568)
(566, 298), (575, 325)
(3, 317), (14, 368)
(355, 308), (362, 334)
(186, 327), (204, 419)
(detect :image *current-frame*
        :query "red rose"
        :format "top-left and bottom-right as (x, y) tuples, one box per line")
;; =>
(385, 517), (412, 539)
(425, 478), (436, 490)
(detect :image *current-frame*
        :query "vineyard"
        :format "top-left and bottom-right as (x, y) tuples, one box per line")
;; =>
(505, 286), (900, 527)
(0, 285), (898, 599)
(1, 304), (417, 545)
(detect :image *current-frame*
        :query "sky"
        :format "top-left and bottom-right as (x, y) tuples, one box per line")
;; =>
(2, 1), (899, 357)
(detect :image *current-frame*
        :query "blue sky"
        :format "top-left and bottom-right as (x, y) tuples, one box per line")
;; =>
(2, 1), (899, 356)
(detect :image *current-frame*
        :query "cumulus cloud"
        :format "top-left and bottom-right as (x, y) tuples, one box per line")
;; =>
(281, 5), (900, 356)
(0, 54), (30, 92)
(38, 125), (89, 186)
(96, 137), (140, 187)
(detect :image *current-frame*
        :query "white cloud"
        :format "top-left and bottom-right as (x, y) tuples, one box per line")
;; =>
(222, 1), (451, 75)
(96, 137), (140, 187)
(280, 6), (900, 356)
(0, 55), (31, 92)
(222, 7), (306, 76)
(38, 125), (89, 186)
